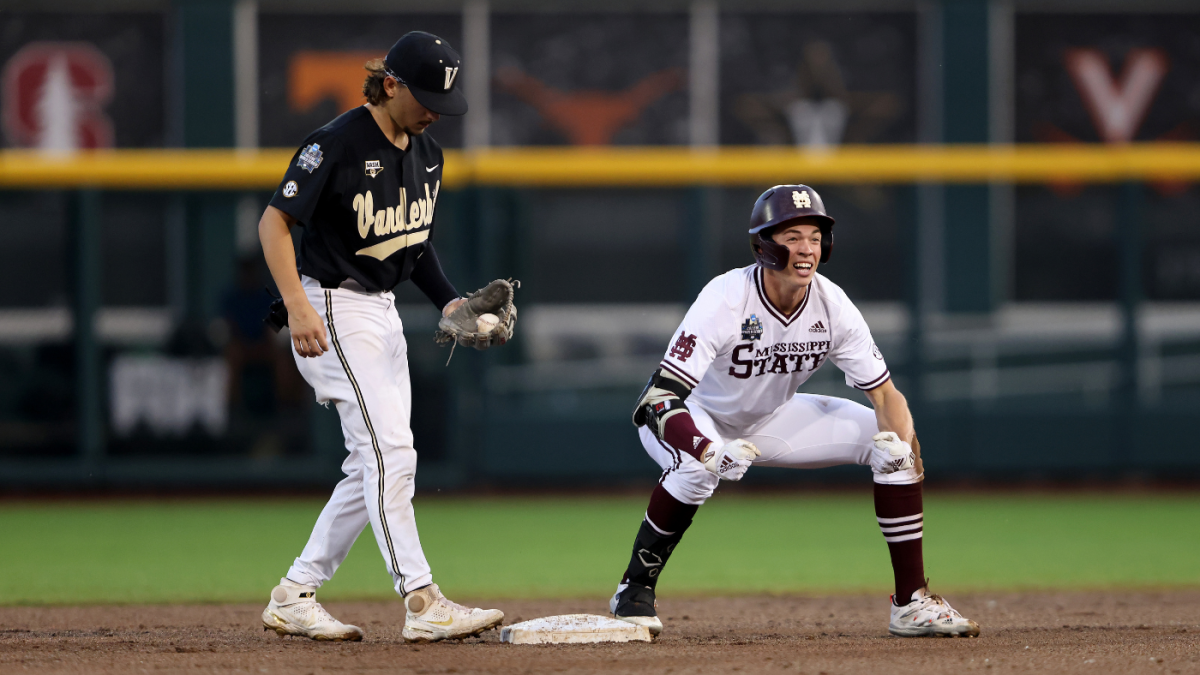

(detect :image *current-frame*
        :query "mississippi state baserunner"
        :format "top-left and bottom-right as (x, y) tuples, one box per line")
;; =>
(610, 185), (980, 639)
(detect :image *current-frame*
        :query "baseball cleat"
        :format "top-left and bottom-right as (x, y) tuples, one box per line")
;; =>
(610, 582), (663, 636)
(888, 586), (980, 638)
(261, 578), (364, 641)
(401, 583), (504, 643)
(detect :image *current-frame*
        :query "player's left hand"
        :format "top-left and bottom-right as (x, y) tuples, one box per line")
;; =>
(870, 431), (915, 474)
(434, 279), (518, 351)
(701, 439), (761, 481)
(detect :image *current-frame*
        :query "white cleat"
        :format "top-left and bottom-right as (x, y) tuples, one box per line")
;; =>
(261, 578), (364, 641)
(888, 586), (980, 638)
(609, 582), (663, 636)
(401, 584), (504, 643)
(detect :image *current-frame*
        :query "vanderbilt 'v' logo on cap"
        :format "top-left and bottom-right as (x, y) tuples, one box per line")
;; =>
(444, 66), (459, 90)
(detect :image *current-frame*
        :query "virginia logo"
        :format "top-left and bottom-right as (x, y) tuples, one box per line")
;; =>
(1065, 48), (1168, 143)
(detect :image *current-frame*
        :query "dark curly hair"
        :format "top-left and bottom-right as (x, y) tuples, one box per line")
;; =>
(362, 59), (391, 105)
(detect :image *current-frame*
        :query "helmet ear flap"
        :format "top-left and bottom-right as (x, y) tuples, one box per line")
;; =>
(820, 227), (833, 264)
(750, 231), (789, 271)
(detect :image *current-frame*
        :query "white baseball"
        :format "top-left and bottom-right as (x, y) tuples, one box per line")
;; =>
(476, 313), (500, 334)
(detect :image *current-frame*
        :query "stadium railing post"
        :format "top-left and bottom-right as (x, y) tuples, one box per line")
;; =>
(72, 188), (105, 479)
(1116, 180), (1144, 473)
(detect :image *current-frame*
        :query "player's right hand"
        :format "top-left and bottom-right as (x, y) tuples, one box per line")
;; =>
(288, 300), (329, 358)
(701, 439), (760, 481)
(870, 431), (915, 474)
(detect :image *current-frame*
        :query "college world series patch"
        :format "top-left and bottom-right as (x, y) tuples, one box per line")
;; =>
(297, 144), (324, 173)
(741, 314), (764, 341)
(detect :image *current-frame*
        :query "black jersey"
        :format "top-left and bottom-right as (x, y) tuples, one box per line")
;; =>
(269, 107), (447, 294)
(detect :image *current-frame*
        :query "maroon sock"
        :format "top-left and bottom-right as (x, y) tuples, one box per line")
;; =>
(645, 483), (698, 535)
(874, 481), (926, 603)
(661, 411), (713, 462)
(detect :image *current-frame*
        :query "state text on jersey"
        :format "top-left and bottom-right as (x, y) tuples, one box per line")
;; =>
(728, 340), (830, 379)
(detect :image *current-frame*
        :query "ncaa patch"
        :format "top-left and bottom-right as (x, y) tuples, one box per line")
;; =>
(741, 314), (764, 341)
(283, 181), (298, 198)
(297, 143), (323, 173)
(364, 160), (384, 178)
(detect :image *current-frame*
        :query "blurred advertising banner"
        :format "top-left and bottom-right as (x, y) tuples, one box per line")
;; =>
(110, 355), (229, 438)
(490, 13), (689, 146)
(259, 13), (463, 148)
(719, 13), (917, 147)
(0, 13), (164, 150)
(1015, 13), (1200, 301)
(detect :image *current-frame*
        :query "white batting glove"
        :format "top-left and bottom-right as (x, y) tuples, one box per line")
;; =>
(870, 431), (915, 474)
(701, 439), (761, 481)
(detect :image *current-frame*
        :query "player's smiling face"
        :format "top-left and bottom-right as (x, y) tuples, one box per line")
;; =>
(769, 220), (822, 285)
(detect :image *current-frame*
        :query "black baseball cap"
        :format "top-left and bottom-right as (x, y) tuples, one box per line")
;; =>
(383, 31), (467, 116)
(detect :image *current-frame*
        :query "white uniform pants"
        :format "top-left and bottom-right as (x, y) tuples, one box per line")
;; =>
(643, 393), (922, 506)
(284, 276), (432, 596)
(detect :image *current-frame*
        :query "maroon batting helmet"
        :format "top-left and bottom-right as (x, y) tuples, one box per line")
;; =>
(748, 185), (835, 269)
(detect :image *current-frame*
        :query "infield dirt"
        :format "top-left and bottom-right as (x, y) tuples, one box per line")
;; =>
(2, 591), (1196, 674)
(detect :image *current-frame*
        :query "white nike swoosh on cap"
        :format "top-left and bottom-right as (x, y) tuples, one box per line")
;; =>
(355, 230), (430, 261)
(426, 164), (439, 172)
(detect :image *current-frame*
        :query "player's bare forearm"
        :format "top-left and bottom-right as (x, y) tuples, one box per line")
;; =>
(259, 205), (328, 357)
(863, 379), (915, 444)
(259, 206), (307, 309)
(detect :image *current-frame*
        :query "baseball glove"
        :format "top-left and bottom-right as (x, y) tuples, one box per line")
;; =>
(434, 278), (518, 353)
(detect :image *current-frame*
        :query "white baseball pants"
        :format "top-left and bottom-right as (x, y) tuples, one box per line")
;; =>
(643, 393), (922, 506)
(284, 276), (432, 596)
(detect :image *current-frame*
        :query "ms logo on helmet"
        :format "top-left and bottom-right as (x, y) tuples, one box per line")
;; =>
(792, 190), (811, 209)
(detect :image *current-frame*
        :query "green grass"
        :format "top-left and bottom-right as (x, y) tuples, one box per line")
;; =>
(2, 493), (1198, 605)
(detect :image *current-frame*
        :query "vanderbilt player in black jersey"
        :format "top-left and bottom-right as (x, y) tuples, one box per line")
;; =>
(258, 32), (505, 643)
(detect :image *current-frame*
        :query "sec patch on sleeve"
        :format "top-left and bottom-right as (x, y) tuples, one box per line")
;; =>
(283, 181), (298, 198)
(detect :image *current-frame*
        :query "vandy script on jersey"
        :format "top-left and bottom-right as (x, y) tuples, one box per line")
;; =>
(726, 341), (830, 379)
(351, 180), (440, 261)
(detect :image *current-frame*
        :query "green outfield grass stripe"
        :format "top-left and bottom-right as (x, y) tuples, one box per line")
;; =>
(2, 494), (1198, 606)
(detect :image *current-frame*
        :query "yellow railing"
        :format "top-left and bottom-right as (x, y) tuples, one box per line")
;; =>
(1, 144), (1199, 189)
